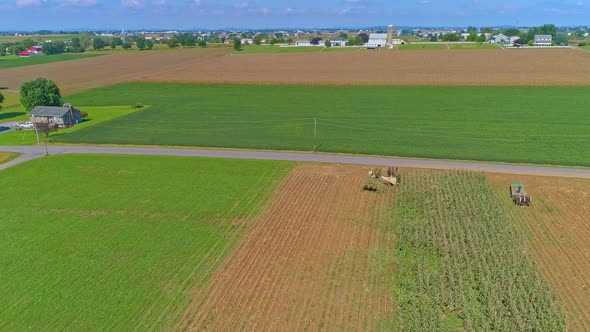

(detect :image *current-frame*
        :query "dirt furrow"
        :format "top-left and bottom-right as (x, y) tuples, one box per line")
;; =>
(181, 164), (397, 331)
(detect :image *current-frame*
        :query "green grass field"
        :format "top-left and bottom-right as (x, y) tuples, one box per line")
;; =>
(581, 45), (590, 51)
(0, 53), (101, 70)
(0, 34), (77, 44)
(238, 45), (362, 54)
(0, 154), (292, 330)
(58, 83), (590, 166)
(0, 105), (142, 146)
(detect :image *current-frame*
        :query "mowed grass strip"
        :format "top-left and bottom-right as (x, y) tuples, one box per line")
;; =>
(395, 170), (566, 330)
(0, 154), (293, 331)
(0, 53), (101, 70)
(0, 152), (19, 164)
(60, 83), (590, 166)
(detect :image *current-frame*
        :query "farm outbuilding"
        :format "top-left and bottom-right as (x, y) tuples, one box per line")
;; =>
(367, 33), (388, 49)
(29, 104), (82, 128)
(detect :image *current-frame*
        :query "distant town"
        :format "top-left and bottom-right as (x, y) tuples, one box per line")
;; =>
(1, 24), (589, 56)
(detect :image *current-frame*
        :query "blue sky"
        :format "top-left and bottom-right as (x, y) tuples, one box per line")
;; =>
(0, 0), (588, 30)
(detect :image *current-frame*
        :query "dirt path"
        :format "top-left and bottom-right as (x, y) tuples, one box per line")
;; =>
(179, 164), (397, 331)
(488, 174), (590, 331)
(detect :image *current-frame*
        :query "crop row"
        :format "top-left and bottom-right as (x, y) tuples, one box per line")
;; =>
(394, 170), (565, 330)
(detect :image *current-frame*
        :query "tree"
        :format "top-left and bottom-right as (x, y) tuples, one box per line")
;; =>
(325, 39), (332, 48)
(233, 38), (242, 50)
(135, 37), (146, 50)
(476, 34), (486, 43)
(110, 37), (122, 49)
(466, 26), (477, 34)
(503, 28), (520, 37)
(71, 37), (81, 48)
(92, 37), (105, 50)
(179, 33), (196, 47)
(338, 32), (348, 39)
(310, 37), (322, 45)
(122, 42), (132, 50)
(20, 78), (62, 112)
(145, 39), (154, 50)
(466, 33), (478, 41)
(0, 91), (4, 111)
(357, 33), (370, 43)
(42, 41), (66, 55)
(167, 37), (179, 49)
(198, 39), (207, 47)
(253, 35), (263, 45)
(22, 38), (36, 49)
(441, 33), (460, 42)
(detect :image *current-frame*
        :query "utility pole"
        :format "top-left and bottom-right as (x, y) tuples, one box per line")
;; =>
(32, 115), (40, 144)
(313, 117), (317, 152)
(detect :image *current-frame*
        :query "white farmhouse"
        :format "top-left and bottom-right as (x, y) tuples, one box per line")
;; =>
(367, 33), (388, 49)
(331, 39), (347, 46)
(534, 35), (552, 47)
(241, 38), (254, 45)
(296, 40), (312, 46)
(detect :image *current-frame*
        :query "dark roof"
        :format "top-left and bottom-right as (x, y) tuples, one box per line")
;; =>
(30, 106), (74, 117)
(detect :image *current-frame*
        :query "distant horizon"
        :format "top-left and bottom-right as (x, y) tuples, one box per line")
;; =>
(0, 23), (586, 34)
(0, 0), (588, 31)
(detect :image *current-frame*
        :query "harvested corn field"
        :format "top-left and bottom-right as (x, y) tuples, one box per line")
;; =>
(4, 48), (590, 94)
(180, 164), (398, 331)
(488, 174), (590, 331)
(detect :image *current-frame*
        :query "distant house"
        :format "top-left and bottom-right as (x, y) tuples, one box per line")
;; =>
(367, 33), (388, 49)
(390, 39), (405, 45)
(508, 36), (521, 44)
(241, 38), (253, 45)
(296, 40), (312, 46)
(331, 39), (347, 46)
(19, 45), (42, 57)
(29, 104), (82, 128)
(534, 35), (552, 47)
(491, 34), (509, 43)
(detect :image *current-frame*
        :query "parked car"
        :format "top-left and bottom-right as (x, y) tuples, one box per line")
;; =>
(18, 122), (34, 129)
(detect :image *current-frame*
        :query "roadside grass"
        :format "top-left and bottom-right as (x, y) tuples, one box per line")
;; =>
(581, 45), (590, 51)
(0, 152), (19, 164)
(397, 43), (447, 50)
(0, 154), (293, 331)
(448, 43), (501, 49)
(0, 53), (102, 70)
(0, 105), (144, 145)
(60, 83), (590, 167)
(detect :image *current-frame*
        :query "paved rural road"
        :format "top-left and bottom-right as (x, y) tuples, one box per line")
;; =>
(1, 145), (590, 178)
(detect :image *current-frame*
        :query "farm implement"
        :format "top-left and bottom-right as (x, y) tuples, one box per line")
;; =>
(510, 182), (532, 206)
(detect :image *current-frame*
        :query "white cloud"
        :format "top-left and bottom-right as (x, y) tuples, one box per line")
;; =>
(59, 0), (97, 6)
(121, 0), (142, 8)
(281, 7), (304, 15)
(16, 0), (43, 7)
(248, 7), (271, 15)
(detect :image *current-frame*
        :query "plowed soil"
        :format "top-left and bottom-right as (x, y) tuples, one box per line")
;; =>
(3, 48), (590, 94)
(488, 174), (590, 331)
(179, 164), (397, 331)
